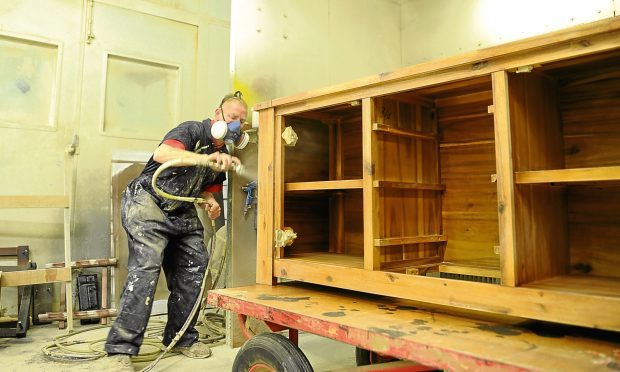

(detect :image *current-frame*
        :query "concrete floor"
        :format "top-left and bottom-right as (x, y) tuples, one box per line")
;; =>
(0, 315), (357, 371)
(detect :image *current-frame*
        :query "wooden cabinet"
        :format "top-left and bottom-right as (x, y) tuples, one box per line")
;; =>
(255, 18), (620, 332)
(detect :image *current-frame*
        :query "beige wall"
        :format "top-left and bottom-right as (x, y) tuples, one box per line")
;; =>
(232, 0), (402, 104)
(400, 0), (617, 65)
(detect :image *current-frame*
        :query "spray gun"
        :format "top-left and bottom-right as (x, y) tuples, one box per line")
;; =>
(241, 180), (257, 216)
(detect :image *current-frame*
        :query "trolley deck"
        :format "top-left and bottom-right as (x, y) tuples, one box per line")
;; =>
(208, 282), (620, 371)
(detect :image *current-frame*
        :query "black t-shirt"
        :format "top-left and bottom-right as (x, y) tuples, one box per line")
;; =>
(138, 119), (227, 212)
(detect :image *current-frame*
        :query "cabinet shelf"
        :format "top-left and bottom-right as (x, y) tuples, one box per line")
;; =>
(439, 139), (495, 149)
(523, 275), (620, 298)
(284, 179), (363, 192)
(515, 166), (620, 184)
(375, 234), (447, 247)
(282, 252), (364, 269)
(373, 180), (445, 191)
(372, 123), (436, 140)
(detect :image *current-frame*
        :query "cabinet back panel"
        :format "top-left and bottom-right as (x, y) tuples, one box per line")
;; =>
(341, 117), (363, 179)
(555, 54), (620, 169)
(440, 143), (499, 262)
(568, 186), (620, 278)
(284, 119), (330, 182)
(284, 195), (329, 254)
(283, 191), (363, 256)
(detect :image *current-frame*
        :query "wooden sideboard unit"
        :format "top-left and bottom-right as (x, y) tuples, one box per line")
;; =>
(255, 17), (620, 332)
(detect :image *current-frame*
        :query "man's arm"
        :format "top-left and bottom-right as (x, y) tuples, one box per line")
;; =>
(153, 143), (239, 170)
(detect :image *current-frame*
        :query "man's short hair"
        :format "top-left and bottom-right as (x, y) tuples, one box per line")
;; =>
(220, 91), (247, 110)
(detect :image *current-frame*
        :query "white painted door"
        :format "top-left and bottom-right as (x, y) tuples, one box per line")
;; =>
(75, 1), (203, 306)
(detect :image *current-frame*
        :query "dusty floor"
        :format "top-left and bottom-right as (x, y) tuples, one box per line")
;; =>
(0, 315), (357, 371)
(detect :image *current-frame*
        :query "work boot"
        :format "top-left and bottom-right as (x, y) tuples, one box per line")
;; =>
(105, 353), (133, 371)
(173, 342), (212, 359)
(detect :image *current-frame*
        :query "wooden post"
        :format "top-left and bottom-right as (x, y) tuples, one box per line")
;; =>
(492, 71), (517, 287)
(362, 98), (379, 270)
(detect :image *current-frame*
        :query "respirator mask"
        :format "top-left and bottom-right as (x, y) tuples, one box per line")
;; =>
(210, 119), (250, 149)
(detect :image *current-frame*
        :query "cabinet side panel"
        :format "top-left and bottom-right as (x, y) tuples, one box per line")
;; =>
(256, 108), (276, 284)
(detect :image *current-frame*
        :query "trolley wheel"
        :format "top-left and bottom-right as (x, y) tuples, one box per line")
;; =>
(233, 333), (314, 372)
(355, 347), (396, 366)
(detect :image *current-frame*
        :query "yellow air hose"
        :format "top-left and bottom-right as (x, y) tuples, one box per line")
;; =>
(141, 158), (241, 372)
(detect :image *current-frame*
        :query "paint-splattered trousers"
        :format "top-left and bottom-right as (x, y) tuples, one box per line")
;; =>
(105, 178), (209, 356)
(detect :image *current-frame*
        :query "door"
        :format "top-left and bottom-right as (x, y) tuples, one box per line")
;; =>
(75, 1), (207, 307)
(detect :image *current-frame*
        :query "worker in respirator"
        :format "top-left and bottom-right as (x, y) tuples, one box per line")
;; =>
(104, 91), (248, 363)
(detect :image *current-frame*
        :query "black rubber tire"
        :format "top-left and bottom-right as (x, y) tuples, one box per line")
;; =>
(233, 333), (314, 372)
(355, 347), (394, 366)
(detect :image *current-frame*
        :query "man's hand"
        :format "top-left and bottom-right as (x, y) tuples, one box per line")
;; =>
(199, 194), (221, 220)
(205, 152), (241, 171)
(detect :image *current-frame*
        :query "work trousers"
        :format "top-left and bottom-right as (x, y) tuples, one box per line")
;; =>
(104, 179), (209, 355)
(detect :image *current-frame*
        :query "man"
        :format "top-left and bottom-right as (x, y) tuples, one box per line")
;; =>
(105, 92), (247, 362)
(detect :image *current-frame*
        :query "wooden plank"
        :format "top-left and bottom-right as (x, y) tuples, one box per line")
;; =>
(209, 283), (620, 371)
(256, 107), (276, 284)
(272, 259), (620, 331)
(38, 308), (117, 321)
(59, 276), (66, 329)
(491, 71), (518, 287)
(45, 258), (118, 268)
(0, 195), (69, 209)
(515, 166), (620, 184)
(439, 139), (495, 149)
(63, 202), (73, 331)
(373, 181), (445, 191)
(100, 267), (109, 325)
(362, 98), (379, 270)
(0, 268), (71, 287)
(372, 123), (436, 140)
(284, 179), (363, 191)
(375, 235), (447, 247)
